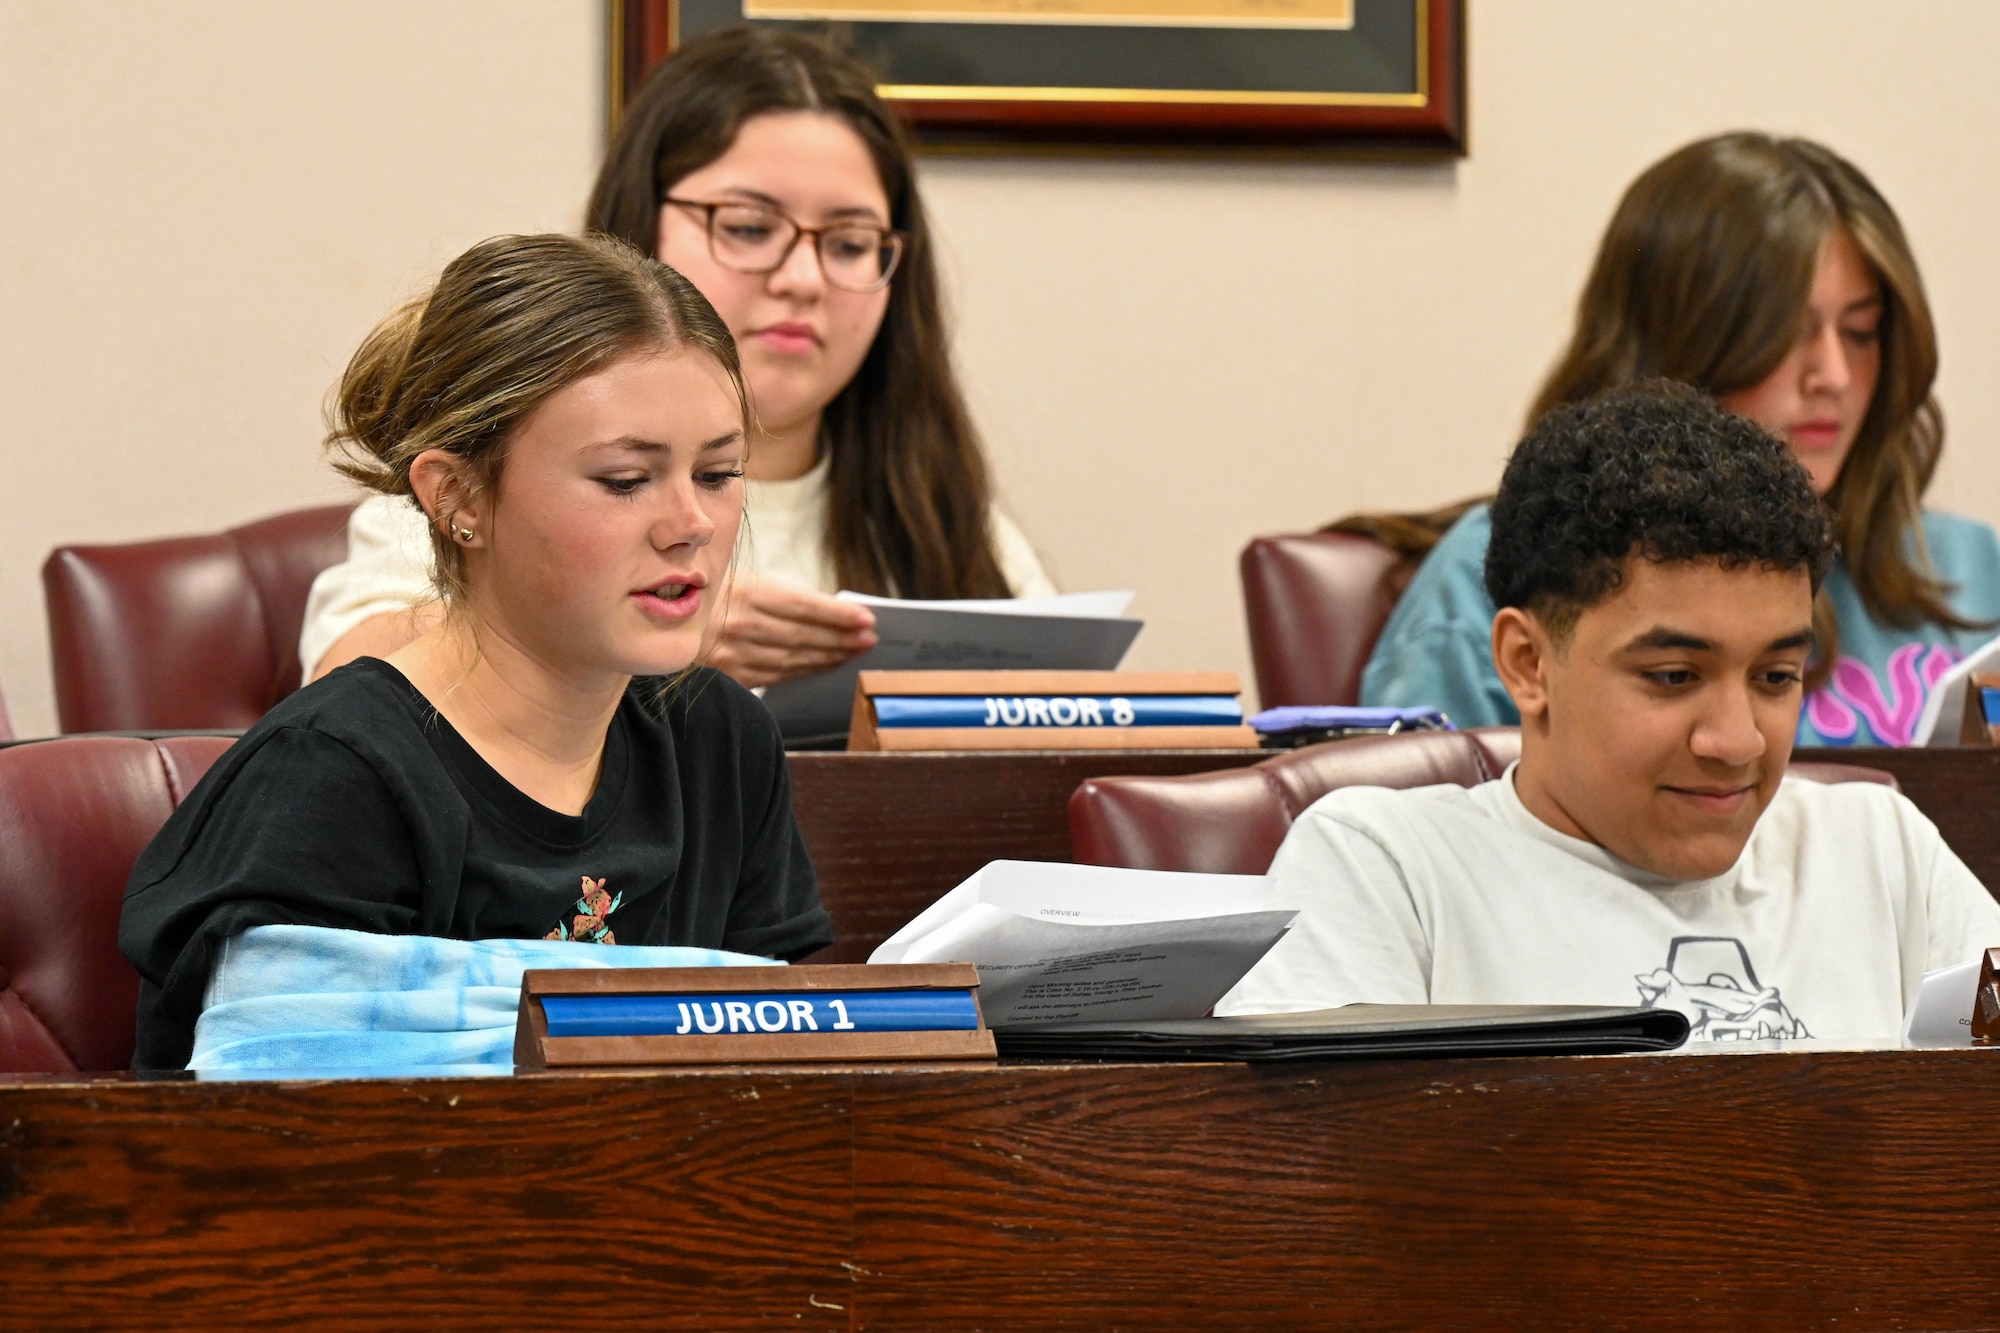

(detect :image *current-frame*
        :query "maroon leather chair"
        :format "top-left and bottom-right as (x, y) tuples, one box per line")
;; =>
(0, 734), (234, 1072)
(1239, 531), (1422, 708)
(1069, 728), (1897, 875)
(43, 503), (354, 733)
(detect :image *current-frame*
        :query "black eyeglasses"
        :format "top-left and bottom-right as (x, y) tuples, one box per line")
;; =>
(663, 198), (905, 293)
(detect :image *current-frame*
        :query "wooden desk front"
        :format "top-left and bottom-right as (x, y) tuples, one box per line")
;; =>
(4, 1049), (1996, 1330)
(790, 746), (2000, 963)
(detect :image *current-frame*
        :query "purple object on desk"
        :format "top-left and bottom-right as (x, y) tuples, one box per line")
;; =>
(1250, 705), (1453, 735)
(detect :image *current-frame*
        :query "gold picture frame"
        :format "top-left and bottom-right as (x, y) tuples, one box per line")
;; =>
(612, 0), (1464, 150)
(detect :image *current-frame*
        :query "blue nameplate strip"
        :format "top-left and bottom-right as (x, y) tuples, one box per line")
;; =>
(539, 989), (981, 1038)
(873, 694), (1243, 729)
(1982, 686), (2000, 724)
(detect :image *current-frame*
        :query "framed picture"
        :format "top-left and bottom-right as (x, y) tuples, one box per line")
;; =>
(611, 0), (1464, 151)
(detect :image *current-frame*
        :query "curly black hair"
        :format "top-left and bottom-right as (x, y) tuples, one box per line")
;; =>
(1484, 379), (1835, 636)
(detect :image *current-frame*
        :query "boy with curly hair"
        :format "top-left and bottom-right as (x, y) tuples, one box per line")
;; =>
(1220, 381), (2000, 1040)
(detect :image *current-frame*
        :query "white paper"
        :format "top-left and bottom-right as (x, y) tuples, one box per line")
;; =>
(760, 600), (1143, 741)
(837, 589), (1136, 618)
(1912, 631), (2000, 746)
(871, 860), (1293, 1026)
(1901, 958), (1983, 1047)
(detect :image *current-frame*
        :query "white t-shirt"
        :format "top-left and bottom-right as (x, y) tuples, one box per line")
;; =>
(298, 452), (1058, 675)
(1215, 766), (2000, 1042)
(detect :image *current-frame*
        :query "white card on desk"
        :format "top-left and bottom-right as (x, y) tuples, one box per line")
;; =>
(1901, 958), (1981, 1047)
(1911, 630), (2000, 746)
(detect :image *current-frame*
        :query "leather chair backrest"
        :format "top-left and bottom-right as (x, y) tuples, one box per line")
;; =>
(1069, 728), (1895, 875)
(1239, 531), (1422, 708)
(0, 734), (235, 1072)
(44, 503), (354, 733)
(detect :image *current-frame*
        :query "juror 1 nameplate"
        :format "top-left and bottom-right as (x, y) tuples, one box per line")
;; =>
(846, 669), (1259, 751)
(513, 963), (997, 1068)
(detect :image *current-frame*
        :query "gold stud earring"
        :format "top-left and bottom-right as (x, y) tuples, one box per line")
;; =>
(455, 524), (475, 543)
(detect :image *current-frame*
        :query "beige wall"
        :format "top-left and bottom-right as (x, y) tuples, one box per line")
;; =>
(0, 0), (605, 736)
(6, 1), (2000, 735)
(932, 0), (2000, 696)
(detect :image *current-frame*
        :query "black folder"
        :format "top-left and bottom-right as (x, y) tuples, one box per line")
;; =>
(992, 1004), (1690, 1063)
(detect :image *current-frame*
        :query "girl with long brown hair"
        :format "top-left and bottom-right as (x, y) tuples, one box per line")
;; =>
(1358, 132), (2000, 746)
(300, 26), (1053, 691)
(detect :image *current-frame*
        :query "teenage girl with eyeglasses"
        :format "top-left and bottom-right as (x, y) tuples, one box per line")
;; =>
(300, 27), (1055, 690)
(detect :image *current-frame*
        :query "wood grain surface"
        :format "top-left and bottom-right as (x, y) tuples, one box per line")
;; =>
(1, 1070), (854, 1330)
(850, 1053), (2000, 1330)
(788, 750), (1264, 962)
(6, 1050), (2000, 1330)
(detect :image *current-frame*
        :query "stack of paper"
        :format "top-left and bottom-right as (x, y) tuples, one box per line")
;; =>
(760, 591), (1143, 745)
(869, 860), (1293, 1026)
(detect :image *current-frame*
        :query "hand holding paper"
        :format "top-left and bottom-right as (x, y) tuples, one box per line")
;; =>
(709, 582), (879, 687)
(761, 591), (1143, 743)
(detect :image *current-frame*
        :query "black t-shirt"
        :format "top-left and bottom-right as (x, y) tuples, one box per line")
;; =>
(120, 659), (831, 1069)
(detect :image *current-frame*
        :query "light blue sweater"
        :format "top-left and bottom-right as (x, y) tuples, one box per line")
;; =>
(1359, 505), (2000, 747)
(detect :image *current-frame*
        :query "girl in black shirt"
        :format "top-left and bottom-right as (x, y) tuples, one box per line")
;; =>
(121, 234), (832, 1069)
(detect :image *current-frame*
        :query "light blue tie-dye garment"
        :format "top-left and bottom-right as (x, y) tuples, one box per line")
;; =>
(189, 924), (773, 1070)
(1361, 505), (2000, 747)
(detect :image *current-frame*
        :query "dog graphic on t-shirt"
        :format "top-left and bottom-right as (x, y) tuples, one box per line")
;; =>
(1634, 935), (1810, 1040)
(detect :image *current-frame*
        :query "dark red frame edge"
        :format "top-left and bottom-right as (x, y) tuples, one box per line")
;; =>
(616, 0), (1465, 152)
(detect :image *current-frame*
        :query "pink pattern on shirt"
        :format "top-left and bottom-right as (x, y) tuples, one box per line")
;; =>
(1803, 642), (1961, 745)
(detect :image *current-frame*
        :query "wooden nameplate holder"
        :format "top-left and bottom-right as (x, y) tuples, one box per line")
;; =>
(514, 962), (996, 1068)
(1973, 948), (2000, 1046)
(1959, 673), (2000, 744)
(845, 669), (1259, 751)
